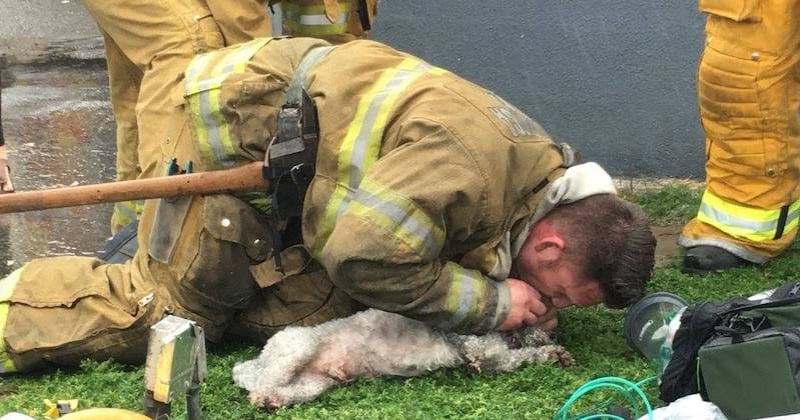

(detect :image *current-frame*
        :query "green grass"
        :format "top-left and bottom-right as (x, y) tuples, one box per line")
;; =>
(2, 185), (798, 419)
(621, 184), (703, 226)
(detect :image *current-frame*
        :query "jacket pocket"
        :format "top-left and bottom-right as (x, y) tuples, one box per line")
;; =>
(698, 42), (785, 177)
(698, 0), (761, 22)
(6, 258), (113, 309)
(249, 250), (336, 327)
(230, 78), (286, 162)
(179, 9), (225, 53)
(1, 258), (149, 357)
(158, 194), (274, 311)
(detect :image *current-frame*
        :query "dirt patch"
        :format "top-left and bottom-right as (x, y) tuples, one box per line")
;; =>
(613, 177), (704, 194)
(653, 224), (683, 268)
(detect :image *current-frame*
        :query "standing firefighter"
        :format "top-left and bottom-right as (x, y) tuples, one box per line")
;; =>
(87, 0), (378, 234)
(680, 1), (800, 274)
(0, 37), (655, 373)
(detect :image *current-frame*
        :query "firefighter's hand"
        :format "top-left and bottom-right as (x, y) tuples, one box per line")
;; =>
(0, 145), (12, 193)
(497, 278), (549, 331)
(535, 306), (559, 332)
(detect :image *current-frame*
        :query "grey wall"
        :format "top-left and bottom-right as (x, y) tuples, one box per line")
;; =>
(0, 0), (708, 178)
(371, 1), (708, 178)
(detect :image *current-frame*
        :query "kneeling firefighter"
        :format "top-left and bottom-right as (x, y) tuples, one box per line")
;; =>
(0, 36), (586, 372)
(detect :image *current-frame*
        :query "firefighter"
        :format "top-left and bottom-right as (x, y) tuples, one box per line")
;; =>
(680, 0), (800, 274)
(82, 0), (272, 234)
(0, 37), (656, 373)
(87, 0), (377, 234)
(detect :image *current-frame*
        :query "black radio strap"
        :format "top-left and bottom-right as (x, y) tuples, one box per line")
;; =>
(263, 45), (336, 272)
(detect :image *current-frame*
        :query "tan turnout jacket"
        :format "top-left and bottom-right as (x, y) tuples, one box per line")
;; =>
(187, 37), (569, 334)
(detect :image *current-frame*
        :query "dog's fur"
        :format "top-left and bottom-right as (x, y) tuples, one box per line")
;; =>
(233, 308), (573, 409)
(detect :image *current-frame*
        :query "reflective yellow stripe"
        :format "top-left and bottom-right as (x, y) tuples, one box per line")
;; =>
(0, 268), (24, 373)
(185, 38), (271, 168)
(112, 200), (145, 226)
(697, 190), (800, 241)
(285, 19), (348, 36)
(282, 2), (351, 36)
(346, 177), (444, 258)
(442, 264), (487, 330)
(314, 58), (445, 255)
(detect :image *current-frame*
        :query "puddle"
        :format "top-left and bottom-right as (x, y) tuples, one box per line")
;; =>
(0, 60), (115, 277)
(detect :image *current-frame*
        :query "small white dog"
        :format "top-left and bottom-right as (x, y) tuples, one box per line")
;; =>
(232, 308), (574, 409)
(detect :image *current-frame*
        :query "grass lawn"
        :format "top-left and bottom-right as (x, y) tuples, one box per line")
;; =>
(2, 184), (798, 419)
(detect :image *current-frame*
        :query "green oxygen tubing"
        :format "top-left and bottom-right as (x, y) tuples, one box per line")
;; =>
(554, 375), (657, 420)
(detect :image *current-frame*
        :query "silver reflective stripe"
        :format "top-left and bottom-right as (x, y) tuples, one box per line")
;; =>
(698, 201), (779, 233)
(336, 62), (434, 221)
(284, 11), (350, 25)
(789, 206), (800, 227)
(269, 137), (306, 159)
(446, 267), (477, 329)
(287, 45), (337, 98)
(352, 188), (440, 258)
(349, 63), (431, 187)
(196, 89), (231, 166)
(184, 38), (272, 167)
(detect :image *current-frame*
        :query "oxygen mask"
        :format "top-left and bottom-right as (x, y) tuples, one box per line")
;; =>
(623, 292), (688, 375)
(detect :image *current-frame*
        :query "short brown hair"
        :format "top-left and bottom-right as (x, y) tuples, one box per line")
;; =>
(548, 194), (656, 308)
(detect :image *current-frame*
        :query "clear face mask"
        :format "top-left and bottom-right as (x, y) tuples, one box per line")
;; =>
(623, 292), (689, 377)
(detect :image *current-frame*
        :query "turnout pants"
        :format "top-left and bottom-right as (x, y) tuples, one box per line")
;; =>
(83, 0), (272, 233)
(680, 0), (800, 262)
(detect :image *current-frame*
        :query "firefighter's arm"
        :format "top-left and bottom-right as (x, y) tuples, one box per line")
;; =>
(317, 126), (510, 334)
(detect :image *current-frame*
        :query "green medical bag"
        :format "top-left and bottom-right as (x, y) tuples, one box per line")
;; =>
(661, 281), (800, 419)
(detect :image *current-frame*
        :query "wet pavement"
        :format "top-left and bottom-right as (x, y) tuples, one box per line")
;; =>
(0, 59), (116, 277)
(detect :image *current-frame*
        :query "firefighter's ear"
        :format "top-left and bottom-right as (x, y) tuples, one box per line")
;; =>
(531, 234), (565, 264)
(522, 219), (566, 264)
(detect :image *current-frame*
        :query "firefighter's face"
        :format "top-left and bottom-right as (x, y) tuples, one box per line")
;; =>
(513, 220), (604, 309)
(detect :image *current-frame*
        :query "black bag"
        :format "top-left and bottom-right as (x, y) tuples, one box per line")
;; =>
(659, 281), (800, 419)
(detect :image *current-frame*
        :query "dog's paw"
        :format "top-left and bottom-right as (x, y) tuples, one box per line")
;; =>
(327, 364), (351, 383)
(249, 391), (285, 410)
(466, 356), (483, 373)
(547, 346), (575, 367)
